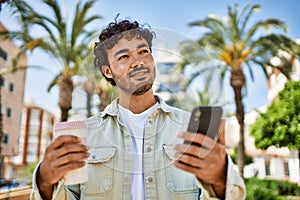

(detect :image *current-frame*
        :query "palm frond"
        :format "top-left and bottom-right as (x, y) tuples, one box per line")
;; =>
(43, 0), (62, 23)
(240, 4), (261, 34)
(71, 0), (101, 47)
(244, 61), (255, 81)
(7, 0), (36, 26)
(245, 19), (287, 43)
(42, 0), (66, 38)
(188, 16), (226, 33)
(250, 59), (270, 78)
(47, 72), (62, 92)
(227, 4), (241, 42)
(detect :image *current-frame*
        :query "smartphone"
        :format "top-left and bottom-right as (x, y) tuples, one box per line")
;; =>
(185, 106), (223, 145)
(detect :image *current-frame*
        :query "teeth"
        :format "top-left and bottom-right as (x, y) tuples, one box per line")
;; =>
(130, 70), (148, 77)
(133, 72), (145, 76)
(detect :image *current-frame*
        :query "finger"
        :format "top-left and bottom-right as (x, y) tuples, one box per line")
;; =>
(173, 160), (201, 176)
(177, 132), (216, 149)
(174, 152), (203, 168)
(55, 152), (90, 167)
(46, 161), (87, 184)
(51, 135), (82, 149)
(53, 143), (89, 159)
(217, 119), (226, 145)
(174, 144), (210, 159)
(59, 161), (87, 174)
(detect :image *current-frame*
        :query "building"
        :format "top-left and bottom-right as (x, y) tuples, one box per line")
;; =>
(10, 103), (55, 182)
(14, 104), (55, 166)
(2, 100), (56, 181)
(0, 22), (27, 178)
(242, 44), (300, 184)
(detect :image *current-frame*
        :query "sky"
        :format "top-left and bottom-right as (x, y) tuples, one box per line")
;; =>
(1, 0), (300, 117)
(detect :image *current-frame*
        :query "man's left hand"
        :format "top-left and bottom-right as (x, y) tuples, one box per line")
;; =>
(173, 120), (227, 198)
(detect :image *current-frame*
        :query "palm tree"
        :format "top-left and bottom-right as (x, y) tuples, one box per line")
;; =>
(76, 50), (115, 117)
(179, 3), (300, 178)
(1, 0), (101, 121)
(95, 77), (115, 112)
(0, 0), (35, 177)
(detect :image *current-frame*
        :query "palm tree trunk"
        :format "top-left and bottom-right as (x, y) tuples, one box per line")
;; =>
(230, 69), (246, 179)
(86, 92), (92, 118)
(95, 86), (110, 112)
(97, 90), (109, 112)
(60, 108), (69, 122)
(84, 81), (95, 118)
(232, 86), (245, 179)
(58, 77), (73, 122)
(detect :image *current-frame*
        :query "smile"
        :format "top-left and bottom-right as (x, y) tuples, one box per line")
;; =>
(129, 69), (149, 77)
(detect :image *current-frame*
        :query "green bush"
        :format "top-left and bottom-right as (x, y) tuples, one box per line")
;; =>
(276, 180), (300, 196)
(246, 177), (300, 200)
(23, 160), (40, 185)
(246, 184), (278, 200)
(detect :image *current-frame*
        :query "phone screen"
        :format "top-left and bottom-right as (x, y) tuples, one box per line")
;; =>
(187, 106), (223, 140)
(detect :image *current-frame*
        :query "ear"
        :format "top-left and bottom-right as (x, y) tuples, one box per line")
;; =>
(102, 65), (113, 79)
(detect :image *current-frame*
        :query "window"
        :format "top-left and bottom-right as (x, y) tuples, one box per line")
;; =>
(265, 159), (271, 176)
(6, 107), (12, 118)
(2, 133), (9, 144)
(284, 161), (290, 176)
(0, 47), (7, 61)
(9, 82), (14, 92)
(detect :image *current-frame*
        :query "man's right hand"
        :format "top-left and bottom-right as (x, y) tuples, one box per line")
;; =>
(37, 135), (90, 200)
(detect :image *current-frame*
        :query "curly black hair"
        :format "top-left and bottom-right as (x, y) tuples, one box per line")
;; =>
(94, 19), (155, 85)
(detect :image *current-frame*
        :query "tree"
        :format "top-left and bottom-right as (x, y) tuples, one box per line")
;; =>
(77, 52), (115, 117)
(1, 0), (101, 121)
(178, 3), (300, 178)
(95, 77), (115, 112)
(0, 0), (34, 177)
(250, 80), (300, 168)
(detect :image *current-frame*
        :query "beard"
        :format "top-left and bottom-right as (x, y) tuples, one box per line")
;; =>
(111, 65), (156, 96)
(131, 83), (153, 96)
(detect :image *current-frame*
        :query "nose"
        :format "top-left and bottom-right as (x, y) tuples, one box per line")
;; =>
(130, 53), (144, 68)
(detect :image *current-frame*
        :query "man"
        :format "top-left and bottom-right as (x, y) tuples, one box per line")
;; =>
(31, 19), (245, 200)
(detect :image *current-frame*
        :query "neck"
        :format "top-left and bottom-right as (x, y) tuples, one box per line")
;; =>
(118, 89), (157, 114)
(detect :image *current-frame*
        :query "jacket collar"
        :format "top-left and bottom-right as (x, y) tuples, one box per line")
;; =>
(100, 95), (173, 117)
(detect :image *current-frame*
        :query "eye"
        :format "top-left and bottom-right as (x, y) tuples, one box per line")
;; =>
(139, 49), (150, 54)
(118, 54), (129, 61)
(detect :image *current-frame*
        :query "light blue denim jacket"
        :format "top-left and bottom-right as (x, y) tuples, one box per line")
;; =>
(31, 96), (245, 200)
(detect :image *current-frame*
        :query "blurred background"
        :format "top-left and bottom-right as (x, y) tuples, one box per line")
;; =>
(0, 0), (299, 199)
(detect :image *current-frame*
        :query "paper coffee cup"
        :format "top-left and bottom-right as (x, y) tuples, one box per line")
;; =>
(54, 120), (88, 185)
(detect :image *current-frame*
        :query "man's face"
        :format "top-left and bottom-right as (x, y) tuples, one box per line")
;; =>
(103, 36), (156, 96)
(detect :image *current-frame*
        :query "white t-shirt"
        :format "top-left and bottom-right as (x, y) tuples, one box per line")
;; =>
(118, 102), (159, 200)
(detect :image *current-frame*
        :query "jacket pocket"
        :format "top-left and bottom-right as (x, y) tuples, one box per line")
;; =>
(81, 147), (116, 196)
(163, 145), (199, 196)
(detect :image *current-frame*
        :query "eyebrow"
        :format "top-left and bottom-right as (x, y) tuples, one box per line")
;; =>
(113, 43), (149, 58)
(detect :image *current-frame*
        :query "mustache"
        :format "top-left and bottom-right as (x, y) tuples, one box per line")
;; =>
(128, 66), (150, 77)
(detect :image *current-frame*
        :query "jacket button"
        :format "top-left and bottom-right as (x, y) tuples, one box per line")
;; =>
(92, 155), (96, 159)
(146, 146), (152, 152)
(148, 119), (153, 125)
(147, 177), (153, 182)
